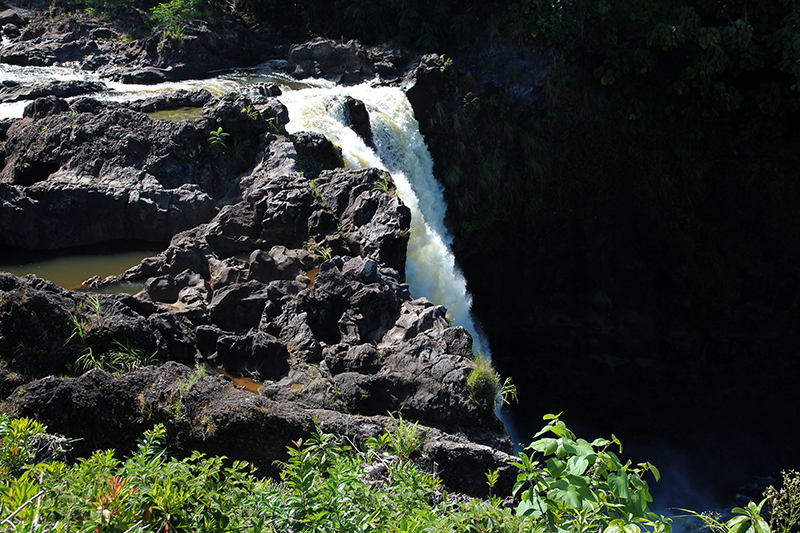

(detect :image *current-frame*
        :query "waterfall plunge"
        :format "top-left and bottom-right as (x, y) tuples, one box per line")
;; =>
(279, 86), (490, 355)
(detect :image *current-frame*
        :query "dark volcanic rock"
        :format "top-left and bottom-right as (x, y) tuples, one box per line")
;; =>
(0, 9), (26, 28)
(0, 95), (316, 248)
(288, 37), (375, 85)
(0, 10), (278, 82)
(7, 361), (514, 496)
(127, 88), (213, 114)
(0, 80), (106, 103)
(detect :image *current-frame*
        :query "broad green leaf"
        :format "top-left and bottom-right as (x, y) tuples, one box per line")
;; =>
(555, 485), (584, 508)
(543, 412), (563, 421)
(575, 438), (594, 457)
(517, 498), (536, 517)
(556, 439), (577, 458)
(648, 463), (661, 481)
(566, 455), (589, 476)
(752, 516), (770, 533)
(726, 515), (750, 533)
(546, 457), (567, 477)
(608, 472), (631, 500)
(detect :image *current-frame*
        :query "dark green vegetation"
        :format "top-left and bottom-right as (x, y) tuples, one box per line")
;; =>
(203, 0), (800, 503)
(6, 411), (800, 532)
(0, 413), (676, 532)
(403, 0), (800, 504)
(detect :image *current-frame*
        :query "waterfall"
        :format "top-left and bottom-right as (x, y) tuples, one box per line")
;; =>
(279, 86), (490, 355)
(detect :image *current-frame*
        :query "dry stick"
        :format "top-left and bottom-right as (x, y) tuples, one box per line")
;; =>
(31, 472), (45, 530)
(1, 490), (46, 525)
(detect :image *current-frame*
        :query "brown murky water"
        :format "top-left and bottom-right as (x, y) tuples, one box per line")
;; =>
(146, 107), (204, 122)
(1, 246), (160, 291)
(217, 369), (263, 393)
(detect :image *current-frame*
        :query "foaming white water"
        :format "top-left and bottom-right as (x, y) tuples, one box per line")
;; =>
(0, 61), (332, 119)
(279, 85), (490, 354)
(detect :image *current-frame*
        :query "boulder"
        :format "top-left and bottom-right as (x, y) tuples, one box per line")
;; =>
(288, 37), (375, 85)
(7, 362), (513, 496)
(127, 88), (213, 114)
(0, 80), (106, 104)
(0, 9), (25, 28)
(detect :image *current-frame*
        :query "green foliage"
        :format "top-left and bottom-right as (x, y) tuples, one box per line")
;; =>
(151, 0), (199, 39)
(764, 470), (800, 533)
(232, 135), (252, 159)
(65, 295), (157, 374)
(241, 104), (259, 120)
(584, 0), (800, 133)
(365, 412), (427, 459)
(303, 237), (333, 261)
(508, 0), (581, 51)
(0, 423), (265, 532)
(371, 173), (394, 195)
(77, 340), (157, 373)
(207, 126), (229, 152)
(465, 354), (498, 405)
(73, 0), (137, 20)
(679, 500), (771, 533)
(309, 178), (326, 203)
(0, 415), (778, 533)
(265, 116), (287, 134)
(0, 415), (47, 478)
(512, 413), (672, 533)
(465, 354), (516, 407)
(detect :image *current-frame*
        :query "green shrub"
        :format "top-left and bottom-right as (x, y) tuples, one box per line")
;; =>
(513, 413), (672, 533)
(365, 411), (426, 459)
(0, 415), (47, 478)
(151, 0), (199, 38)
(465, 354), (518, 407)
(0, 414), (774, 533)
(465, 354), (499, 406)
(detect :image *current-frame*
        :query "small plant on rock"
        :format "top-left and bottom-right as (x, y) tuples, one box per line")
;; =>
(208, 126), (229, 152)
(371, 173), (394, 194)
(385, 411), (426, 459)
(241, 104), (259, 120)
(465, 354), (504, 406)
(303, 237), (333, 261)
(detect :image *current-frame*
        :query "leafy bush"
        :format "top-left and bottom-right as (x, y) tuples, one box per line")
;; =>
(513, 413), (671, 533)
(465, 353), (500, 405)
(151, 0), (200, 38)
(0, 413), (775, 533)
(364, 411), (426, 459)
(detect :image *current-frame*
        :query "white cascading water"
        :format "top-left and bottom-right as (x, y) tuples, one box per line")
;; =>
(279, 85), (491, 355)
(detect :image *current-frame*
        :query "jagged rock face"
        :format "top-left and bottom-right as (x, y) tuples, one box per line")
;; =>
(0, 22), (513, 494)
(9, 361), (516, 497)
(0, 92), (299, 248)
(0, 9), (276, 82)
(0, 80), (107, 104)
(0, 83), (507, 480)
